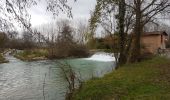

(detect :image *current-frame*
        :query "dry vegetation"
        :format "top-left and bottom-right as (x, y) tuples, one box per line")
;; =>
(0, 53), (8, 63)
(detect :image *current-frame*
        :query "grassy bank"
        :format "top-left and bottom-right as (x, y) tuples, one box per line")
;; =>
(0, 53), (8, 63)
(14, 49), (48, 61)
(15, 47), (90, 61)
(73, 57), (170, 100)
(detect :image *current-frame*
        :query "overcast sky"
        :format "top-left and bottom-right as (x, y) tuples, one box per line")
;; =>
(29, 0), (96, 27)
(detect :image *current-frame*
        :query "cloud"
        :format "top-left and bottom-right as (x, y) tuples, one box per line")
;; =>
(29, 0), (96, 27)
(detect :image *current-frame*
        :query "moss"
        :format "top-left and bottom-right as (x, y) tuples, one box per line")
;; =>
(73, 57), (170, 100)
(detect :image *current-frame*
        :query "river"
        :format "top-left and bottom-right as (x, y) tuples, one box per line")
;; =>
(0, 54), (115, 100)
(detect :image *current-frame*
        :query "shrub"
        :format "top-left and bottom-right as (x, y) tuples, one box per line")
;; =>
(69, 45), (89, 57)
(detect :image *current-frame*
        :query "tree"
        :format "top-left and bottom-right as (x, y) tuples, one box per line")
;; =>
(90, 0), (170, 64)
(126, 0), (170, 62)
(7, 31), (18, 39)
(89, 0), (131, 65)
(117, 0), (126, 65)
(0, 32), (8, 51)
(56, 20), (75, 57)
(76, 21), (90, 44)
(22, 31), (34, 49)
(0, 0), (75, 33)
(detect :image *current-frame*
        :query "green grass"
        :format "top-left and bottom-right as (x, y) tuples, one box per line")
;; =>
(15, 49), (48, 61)
(73, 57), (170, 100)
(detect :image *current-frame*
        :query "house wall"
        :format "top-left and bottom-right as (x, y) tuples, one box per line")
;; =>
(161, 35), (168, 49)
(141, 35), (162, 54)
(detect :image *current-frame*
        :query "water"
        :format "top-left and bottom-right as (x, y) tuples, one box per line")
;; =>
(0, 55), (115, 100)
(84, 52), (115, 62)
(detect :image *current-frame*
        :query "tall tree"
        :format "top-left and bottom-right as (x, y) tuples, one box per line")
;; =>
(118, 0), (126, 65)
(127, 0), (170, 62)
(90, 0), (132, 65)
(90, 0), (170, 64)
(0, 0), (75, 33)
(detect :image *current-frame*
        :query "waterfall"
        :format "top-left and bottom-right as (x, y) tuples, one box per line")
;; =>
(85, 52), (115, 62)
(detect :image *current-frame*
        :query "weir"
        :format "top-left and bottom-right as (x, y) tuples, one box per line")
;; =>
(85, 52), (115, 62)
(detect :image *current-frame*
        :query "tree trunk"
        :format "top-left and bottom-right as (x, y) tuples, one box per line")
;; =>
(118, 0), (127, 65)
(130, 0), (142, 62)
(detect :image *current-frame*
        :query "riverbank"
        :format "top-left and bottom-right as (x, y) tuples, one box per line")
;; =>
(14, 48), (90, 61)
(14, 49), (48, 61)
(0, 53), (8, 63)
(73, 57), (170, 100)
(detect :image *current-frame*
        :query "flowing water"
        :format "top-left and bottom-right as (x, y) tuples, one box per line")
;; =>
(0, 54), (115, 100)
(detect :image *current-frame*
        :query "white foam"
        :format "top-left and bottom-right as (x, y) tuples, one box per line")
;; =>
(85, 52), (115, 62)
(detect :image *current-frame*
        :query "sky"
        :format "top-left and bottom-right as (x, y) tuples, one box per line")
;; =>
(29, 0), (96, 27)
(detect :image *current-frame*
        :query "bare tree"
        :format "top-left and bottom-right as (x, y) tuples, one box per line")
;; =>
(76, 21), (89, 44)
(0, 32), (8, 51)
(55, 20), (75, 58)
(22, 30), (35, 49)
(144, 21), (170, 33)
(90, 0), (170, 64)
(89, 0), (132, 65)
(0, 0), (75, 35)
(126, 0), (170, 62)
(6, 31), (18, 39)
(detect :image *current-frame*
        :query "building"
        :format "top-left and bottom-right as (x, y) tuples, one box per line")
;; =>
(141, 31), (168, 54)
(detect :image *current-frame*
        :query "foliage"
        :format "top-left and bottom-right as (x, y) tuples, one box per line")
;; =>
(73, 57), (170, 100)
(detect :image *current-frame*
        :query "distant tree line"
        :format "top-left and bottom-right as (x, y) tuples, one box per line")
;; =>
(0, 19), (90, 58)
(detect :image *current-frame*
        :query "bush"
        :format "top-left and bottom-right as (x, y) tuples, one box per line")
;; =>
(69, 45), (89, 57)
(47, 44), (89, 59)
